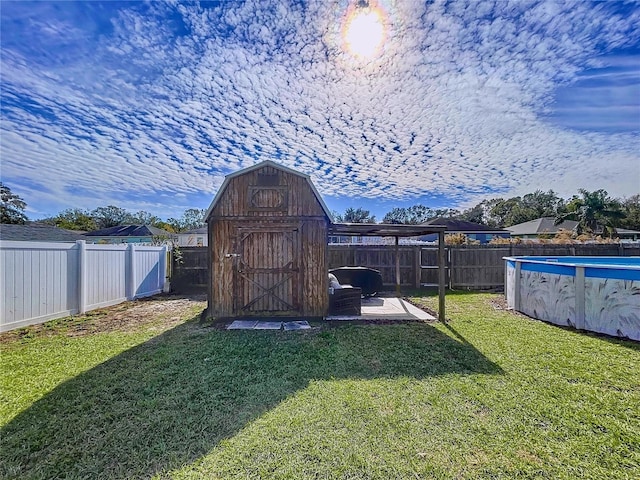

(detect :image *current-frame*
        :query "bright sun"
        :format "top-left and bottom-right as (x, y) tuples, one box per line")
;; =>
(342, 5), (386, 60)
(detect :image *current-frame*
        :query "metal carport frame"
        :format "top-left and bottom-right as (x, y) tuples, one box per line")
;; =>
(328, 223), (448, 322)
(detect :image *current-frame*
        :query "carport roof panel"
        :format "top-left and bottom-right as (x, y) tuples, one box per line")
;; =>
(329, 223), (447, 237)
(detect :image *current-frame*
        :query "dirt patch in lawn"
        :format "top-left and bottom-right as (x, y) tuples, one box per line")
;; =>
(0, 294), (208, 343)
(488, 295), (529, 318)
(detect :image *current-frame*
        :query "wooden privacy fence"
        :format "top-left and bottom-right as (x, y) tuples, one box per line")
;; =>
(330, 243), (640, 289)
(173, 243), (640, 294)
(172, 246), (208, 293)
(1, 240), (168, 332)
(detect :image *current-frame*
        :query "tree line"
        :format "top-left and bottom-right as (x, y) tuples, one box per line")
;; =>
(2, 182), (639, 236)
(1, 183), (206, 233)
(334, 189), (640, 237)
(41, 206), (207, 233)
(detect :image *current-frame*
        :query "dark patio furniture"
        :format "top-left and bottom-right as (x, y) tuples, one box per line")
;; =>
(328, 286), (362, 316)
(329, 267), (383, 297)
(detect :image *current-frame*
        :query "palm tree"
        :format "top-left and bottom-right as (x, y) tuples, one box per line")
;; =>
(555, 189), (625, 237)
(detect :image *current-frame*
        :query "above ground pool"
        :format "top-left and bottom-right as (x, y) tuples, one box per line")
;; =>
(504, 256), (640, 341)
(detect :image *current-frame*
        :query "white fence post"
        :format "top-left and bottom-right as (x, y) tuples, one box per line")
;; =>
(1, 241), (167, 332)
(77, 240), (87, 314)
(160, 246), (168, 292)
(128, 243), (136, 300)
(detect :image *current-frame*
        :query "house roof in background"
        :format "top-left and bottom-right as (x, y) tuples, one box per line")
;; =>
(506, 217), (578, 235)
(181, 227), (207, 234)
(84, 225), (173, 237)
(0, 223), (87, 242)
(423, 217), (510, 233)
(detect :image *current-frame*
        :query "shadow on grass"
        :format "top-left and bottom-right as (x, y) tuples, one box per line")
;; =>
(1, 318), (501, 479)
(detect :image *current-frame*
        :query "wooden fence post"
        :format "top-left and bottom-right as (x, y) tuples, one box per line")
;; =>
(414, 246), (421, 289)
(395, 236), (401, 296)
(438, 231), (446, 322)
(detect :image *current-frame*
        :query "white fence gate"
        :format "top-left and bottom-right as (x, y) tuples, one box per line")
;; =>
(1, 240), (168, 332)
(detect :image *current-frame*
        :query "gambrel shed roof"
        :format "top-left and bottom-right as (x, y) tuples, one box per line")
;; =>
(205, 160), (333, 221)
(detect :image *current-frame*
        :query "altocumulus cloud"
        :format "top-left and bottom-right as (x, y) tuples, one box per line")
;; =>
(1, 0), (639, 218)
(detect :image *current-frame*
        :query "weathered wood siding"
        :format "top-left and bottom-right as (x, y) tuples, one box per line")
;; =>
(207, 164), (328, 318)
(209, 219), (235, 316)
(210, 165), (326, 219)
(301, 220), (329, 315)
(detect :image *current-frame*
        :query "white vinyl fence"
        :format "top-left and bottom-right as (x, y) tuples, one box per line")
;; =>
(1, 240), (168, 332)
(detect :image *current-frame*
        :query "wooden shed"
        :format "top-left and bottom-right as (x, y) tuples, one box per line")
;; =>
(205, 161), (332, 319)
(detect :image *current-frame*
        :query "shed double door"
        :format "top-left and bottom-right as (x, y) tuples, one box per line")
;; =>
(234, 225), (301, 315)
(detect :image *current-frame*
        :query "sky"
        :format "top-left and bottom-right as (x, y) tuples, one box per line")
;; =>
(1, 0), (639, 223)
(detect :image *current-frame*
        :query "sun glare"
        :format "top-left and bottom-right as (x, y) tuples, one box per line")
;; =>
(342, 4), (386, 60)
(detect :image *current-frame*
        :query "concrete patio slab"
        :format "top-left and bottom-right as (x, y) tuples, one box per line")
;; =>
(283, 321), (312, 330)
(226, 320), (312, 330)
(327, 297), (435, 321)
(254, 321), (283, 330)
(226, 298), (434, 328)
(227, 320), (259, 329)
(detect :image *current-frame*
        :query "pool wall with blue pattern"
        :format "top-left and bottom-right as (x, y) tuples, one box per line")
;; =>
(504, 256), (639, 341)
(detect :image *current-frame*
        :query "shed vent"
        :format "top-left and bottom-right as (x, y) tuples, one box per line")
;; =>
(257, 172), (280, 186)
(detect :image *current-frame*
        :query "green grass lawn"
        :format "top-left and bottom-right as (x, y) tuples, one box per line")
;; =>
(1, 292), (638, 479)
